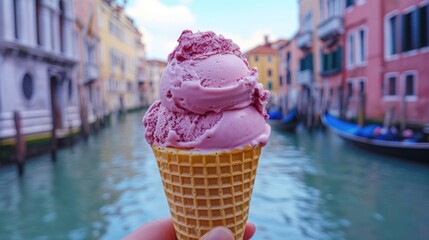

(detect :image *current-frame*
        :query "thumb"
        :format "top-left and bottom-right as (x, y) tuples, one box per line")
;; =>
(200, 227), (234, 240)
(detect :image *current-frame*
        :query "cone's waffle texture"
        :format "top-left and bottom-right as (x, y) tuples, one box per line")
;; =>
(152, 145), (262, 240)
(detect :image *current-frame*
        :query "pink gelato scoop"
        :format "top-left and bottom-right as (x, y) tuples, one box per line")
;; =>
(143, 30), (271, 151)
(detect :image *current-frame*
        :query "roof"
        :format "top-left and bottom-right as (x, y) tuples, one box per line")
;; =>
(146, 59), (167, 66)
(244, 44), (277, 56)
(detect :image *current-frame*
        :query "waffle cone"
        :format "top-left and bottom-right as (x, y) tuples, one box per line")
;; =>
(152, 145), (262, 240)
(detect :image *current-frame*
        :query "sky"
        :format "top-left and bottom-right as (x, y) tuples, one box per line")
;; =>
(125, 0), (299, 61)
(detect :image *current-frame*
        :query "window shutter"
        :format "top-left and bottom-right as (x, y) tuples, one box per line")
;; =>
(412, 9), (420, 50)
(402, 14), (408, 52)
(338, 46), (343, 71)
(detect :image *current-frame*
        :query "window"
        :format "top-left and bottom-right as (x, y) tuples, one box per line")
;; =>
(267, 55), (272, 62)
(59, 0), (65, 53)
(385, 76), (397, 96)
(13, 0), (19, 39)
(359, 80), (365, 95)
(320, 0), (324, 21)
(36, 0), (42, 45)
(321, 46), (342, 75)
(279, 76), (283, 86)
(358, 28), (367, 64)
(385, 14), (398, 57)
(347, 82), (353, 96)
(286, 70), (291, 85)
(267, 81), (273, 90)
(347, 33), (355, 68)
(346, 0), (354, 8)
(68, 78), (73, 100)
(267, 69), (272, 77)
(300, 53), (313, 71)
(254, 55), (259, 62)
(402, 9), (419, 52)
(22, 73), (34, 101)
(404, 74), (416, 96)
(419, 4), (428, 48)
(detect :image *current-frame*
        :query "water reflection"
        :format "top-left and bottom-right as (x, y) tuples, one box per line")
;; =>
(0, 113), (428, 240)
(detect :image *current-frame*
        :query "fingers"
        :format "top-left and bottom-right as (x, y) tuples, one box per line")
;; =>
(124, 217), (177, 240)
(243, 222), (256, 240)
(200, 227), (234, 240)
(199, 222), (256, 240)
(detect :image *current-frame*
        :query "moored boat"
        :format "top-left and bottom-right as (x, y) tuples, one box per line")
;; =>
(268, 108), (299, 132)
(322, 113), (429, 161)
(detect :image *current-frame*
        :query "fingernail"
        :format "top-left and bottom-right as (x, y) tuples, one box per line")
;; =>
(200, 227), (234, 240)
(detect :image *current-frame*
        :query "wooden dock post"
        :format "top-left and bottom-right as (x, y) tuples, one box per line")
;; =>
(51, 113), (57, 162)
(14, 111), (26, 176)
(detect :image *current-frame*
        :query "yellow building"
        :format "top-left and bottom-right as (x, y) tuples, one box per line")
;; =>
(98, 0), (142, 114)
(244, 36), (282, 106)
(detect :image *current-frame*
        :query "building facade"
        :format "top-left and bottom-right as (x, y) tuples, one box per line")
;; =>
(144, 59), (166, 105)
(98, 0), (141, 114)
(244, 36), (281, 107)
(290, 0), (428, 126)
(296, 0), (324, 126)
(75, 0), (102, 134)
(278, 35), (301, 116)
(381, 0), (429, 125)
(343, 0), (382, 123)
(0, 0), (80, 142)
(318, 0), (345, 116)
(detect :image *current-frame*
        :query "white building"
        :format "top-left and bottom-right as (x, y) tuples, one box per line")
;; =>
(0, 0), (80, 141)
(145, 59), (166, 104)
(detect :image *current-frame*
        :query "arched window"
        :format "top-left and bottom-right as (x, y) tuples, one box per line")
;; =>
(22, 73), (34, 101)
(59, 0), (65, 53)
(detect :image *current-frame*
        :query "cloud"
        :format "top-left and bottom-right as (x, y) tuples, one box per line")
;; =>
(126, 0), (196, 60)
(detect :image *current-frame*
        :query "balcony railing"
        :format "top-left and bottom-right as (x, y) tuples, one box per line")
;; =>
(297, 69), (314, 85)
(84, 63), (99, 84)
(317, 16), (344, 41)
(296, 31), (312, 49)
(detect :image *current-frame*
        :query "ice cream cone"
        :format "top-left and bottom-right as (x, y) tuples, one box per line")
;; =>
(152, 145), (262, 240)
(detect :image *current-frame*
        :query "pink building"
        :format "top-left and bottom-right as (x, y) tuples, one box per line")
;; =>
(382, 0), (429, 125)
(278, 35), (302, 116)
(343, 0), (429, 125)
(344, 0), (384, 122)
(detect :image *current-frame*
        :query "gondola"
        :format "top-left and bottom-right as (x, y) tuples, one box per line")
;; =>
(268, 108), (299, 132)
(321, 113), (429, 161)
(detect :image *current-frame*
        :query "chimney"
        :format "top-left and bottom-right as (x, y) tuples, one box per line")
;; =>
(264, 35), (270, 46)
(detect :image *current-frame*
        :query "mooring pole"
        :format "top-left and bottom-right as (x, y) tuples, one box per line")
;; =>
(14, 111), (26, 176)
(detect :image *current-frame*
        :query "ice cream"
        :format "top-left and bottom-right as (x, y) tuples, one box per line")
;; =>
(143, 30), (271, 151)
(142, 30), (271, 240)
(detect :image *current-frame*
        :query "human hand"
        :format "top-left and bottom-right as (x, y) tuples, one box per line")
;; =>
(124, 217), (256, 240)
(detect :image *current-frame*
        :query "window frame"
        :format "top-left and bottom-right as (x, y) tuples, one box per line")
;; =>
(22, 72), (35, 102)
(384, 10), (400, 61)
(357, 26), (368, 66)
(346, 31), (355, 69)
(383, 72), (400, 101)
(418, 1), (429, 52)
(402, 70), (418, 101)
(401, 5), (419, 57)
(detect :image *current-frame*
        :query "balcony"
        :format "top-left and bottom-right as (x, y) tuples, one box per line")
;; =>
(317, 16), (344, 41)
(296, 31), (312, 49)
(297, 69), (314, 85)
(84, 63), (99, 84)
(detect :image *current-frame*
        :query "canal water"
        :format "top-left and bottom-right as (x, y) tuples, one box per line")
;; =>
(1, 112), (428, 240)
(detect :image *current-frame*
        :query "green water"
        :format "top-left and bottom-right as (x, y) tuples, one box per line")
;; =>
(0, 112), (428, 240)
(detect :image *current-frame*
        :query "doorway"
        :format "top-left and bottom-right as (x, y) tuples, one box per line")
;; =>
(50, 76), (63, 129)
